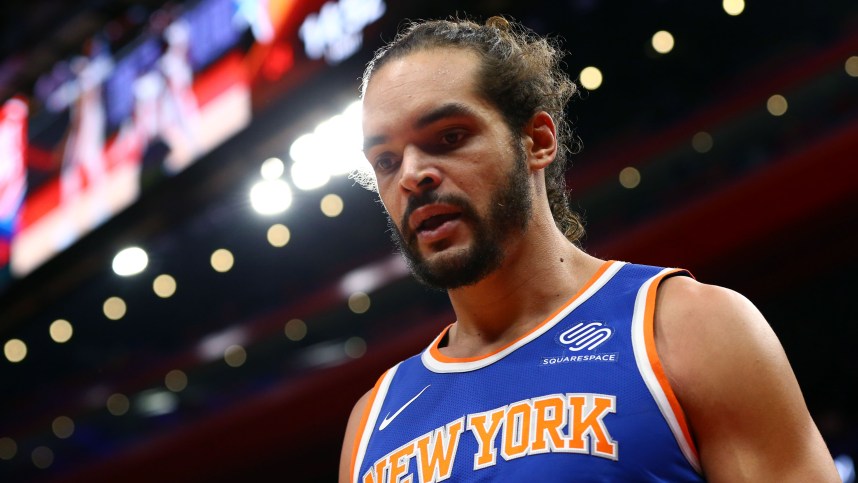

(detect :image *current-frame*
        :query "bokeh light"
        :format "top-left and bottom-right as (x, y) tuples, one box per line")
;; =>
(0, 437), (17, 460)
(285, 319), (307, 341)
(112, 247), (148, 276)
(103, 297), (127, 320)
(4, 339), (27, 363)
(107, 393), (130, 416)
(224, 345), (247, 367)
(321, 194), (344, 217)
(619, 167), (642, 189)
(260, 157), (285, 180)
(767, 94), (788, 116)
(723, 0), (745, 16)
(31, 446), (53, 469)
(267, 224), (291, 247)
(49, 319), (73, 343)
(651, 30), (675, 54)
(153, 274), (177, 298)
(290, 160), (331, 191)
(692, 131), (714, 153)
(348, 292), (371, 314)
(579, 66), (603, 90)
(288, 101), (365, 192)
(846, 56), (858, 77)
(250, 179), (293, 215)
(211, 249), (234, 273)
(52, 416), (75, 439)
(344, 337), (367, 358)
(165, 369), (188, 392)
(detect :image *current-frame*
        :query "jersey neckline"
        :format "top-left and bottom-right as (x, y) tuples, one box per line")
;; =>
(421, 260), (625, 373)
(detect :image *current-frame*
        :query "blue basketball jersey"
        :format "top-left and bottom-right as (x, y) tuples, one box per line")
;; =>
(350, 261), (705, 482)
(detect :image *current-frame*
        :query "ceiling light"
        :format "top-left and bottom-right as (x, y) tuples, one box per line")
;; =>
(250, 179), (293, 214)
(112, 247), (148, 276)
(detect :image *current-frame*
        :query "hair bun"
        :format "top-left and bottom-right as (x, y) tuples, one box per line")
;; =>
(485, 16), (510, 31)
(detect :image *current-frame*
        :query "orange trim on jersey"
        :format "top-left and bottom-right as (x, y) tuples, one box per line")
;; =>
(643, 269), (700, 462)
(350, 368), (392, 483)
(428, 260), (617, 363)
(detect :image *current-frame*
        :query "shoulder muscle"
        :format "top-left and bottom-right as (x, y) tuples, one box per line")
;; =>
(654, 276), (838, 481)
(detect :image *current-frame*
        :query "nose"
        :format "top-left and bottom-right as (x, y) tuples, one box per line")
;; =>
(398, 145), (441, 194)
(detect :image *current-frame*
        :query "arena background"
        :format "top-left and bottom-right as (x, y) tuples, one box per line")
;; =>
(1, 0), (856, 481)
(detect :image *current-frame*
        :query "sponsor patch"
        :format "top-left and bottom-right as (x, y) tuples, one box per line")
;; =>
(557, 321), (613, 351)
(540, 352), (619, 366)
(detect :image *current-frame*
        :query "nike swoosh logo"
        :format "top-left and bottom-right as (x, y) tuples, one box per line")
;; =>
(378, 384), (431, 431)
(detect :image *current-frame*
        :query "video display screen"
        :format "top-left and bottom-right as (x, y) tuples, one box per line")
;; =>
(0, 0), (386, 292)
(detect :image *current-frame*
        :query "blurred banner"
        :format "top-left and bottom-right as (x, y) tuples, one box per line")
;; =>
(0, 97), (28, 268)
(2, 0), (385, 288)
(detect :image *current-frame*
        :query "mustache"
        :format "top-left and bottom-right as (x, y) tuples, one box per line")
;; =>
(399, 192), (475, 235)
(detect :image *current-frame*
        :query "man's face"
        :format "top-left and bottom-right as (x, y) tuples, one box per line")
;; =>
(362, 48), (534, 289)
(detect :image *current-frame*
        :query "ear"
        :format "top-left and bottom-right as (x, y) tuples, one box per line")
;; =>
(522, 111), (557, 171)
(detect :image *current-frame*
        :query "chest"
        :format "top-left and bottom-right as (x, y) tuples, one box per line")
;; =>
(362, 337), (684, 481)
(354, 264), (704, 482)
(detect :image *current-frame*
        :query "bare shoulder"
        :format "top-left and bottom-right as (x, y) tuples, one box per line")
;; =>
(654, 275), (839, 481)
(656, 275), (760, 332)
(654, 276), (776, 386)
(339, 390), (373, 483)
(653, 276), (777, 420)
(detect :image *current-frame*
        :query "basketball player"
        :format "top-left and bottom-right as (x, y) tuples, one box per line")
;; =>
(340, 16), (839, 482)
(58, 48), (112, 231)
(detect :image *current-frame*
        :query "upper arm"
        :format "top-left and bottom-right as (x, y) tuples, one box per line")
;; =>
(339, 390), (372, 483)
(655, 276), (838, 482)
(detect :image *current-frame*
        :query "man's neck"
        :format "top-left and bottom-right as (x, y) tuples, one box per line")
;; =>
(441, 225), (605, 359)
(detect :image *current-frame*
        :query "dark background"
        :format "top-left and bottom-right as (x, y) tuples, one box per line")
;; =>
(1, 0), (856, 481)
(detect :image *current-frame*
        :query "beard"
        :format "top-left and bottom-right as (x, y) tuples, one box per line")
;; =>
(387, 142), (532, 290)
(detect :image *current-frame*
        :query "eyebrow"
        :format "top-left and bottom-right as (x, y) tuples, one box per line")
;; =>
(363, 102), (478, 152)
(363, 135), (386, 153)
(414, 102), (477, 129)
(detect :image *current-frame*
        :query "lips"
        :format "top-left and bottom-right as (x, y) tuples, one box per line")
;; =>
(409, 204), (463, 238)
(418, 212), (460, 232)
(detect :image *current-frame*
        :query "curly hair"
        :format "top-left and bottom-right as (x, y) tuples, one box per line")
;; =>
(359, 15), (584, 245)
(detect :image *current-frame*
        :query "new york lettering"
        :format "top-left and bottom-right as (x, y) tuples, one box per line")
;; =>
(362, 393), (617, 483)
